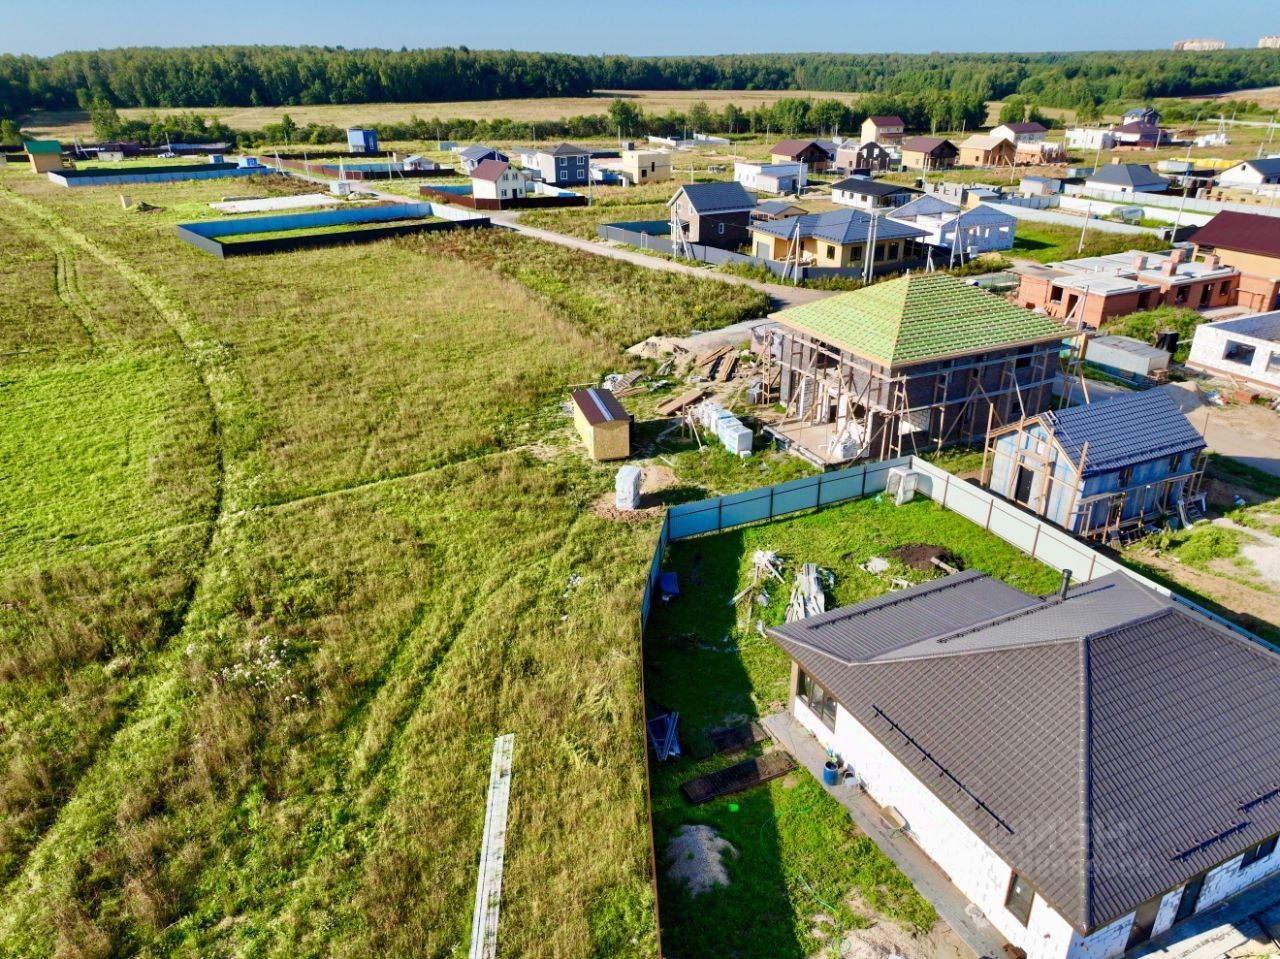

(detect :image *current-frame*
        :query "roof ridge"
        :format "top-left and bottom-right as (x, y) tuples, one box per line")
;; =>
(1079, 628), (1097, 929)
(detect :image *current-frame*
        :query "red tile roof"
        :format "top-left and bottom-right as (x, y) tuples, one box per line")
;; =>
(1189, 211), (1280, 261)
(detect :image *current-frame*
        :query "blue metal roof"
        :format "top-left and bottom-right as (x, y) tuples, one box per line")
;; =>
(1043, 388), (1205, 477)
(752, 209), (926, 245)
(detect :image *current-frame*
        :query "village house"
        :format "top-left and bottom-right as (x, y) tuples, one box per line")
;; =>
(886, 195), (1017, 259)
(749, 209), (926, 274)
(764, 274), (1071, 464)
(1065, 127), (1116, 151)
(735, 161), (806, 195)
(1083, 163), (1169, 194)
(990, 121), (1049, 144)
(985, 388), (1206, 539)
(771, 566), (1280, 959)
(1015, 140), (1067, 165)
(458, 144), (508, 173)
(751, 199), (806, 221)
(1124, 105), (1161, 125)
(667, 181), (755, 250)
(899, 136), (959, 171)
(830, 177), (918, 212)
(834, 141), (894, 175)
(861, 115), (906, 144)
(1112, 122), (1164, 149)
(1012, 249), (1239, 327)
(1187, 310), (1280, 392)
(958, 134), (1016, 169)
(769, 139), (833, 171)
(532, 142), (591, 186)
(618, 149), (672, 186)
(1188, 211), (1280, 312)
(1216, 157), (1280, 189)
(469, 159), (530, 202)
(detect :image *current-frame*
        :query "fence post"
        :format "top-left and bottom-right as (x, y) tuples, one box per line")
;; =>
(985, 500), (995, 531)
(717, 497), (723, 533)
(1030, 524), (1041, 561)
(1087, 553), (1097, 581)
(942, 473), (951, 508)
(769, 485), (775, 520)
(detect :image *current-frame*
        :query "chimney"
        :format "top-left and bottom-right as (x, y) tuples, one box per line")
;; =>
(1161, 257), (1178, 277)
(1170, 247), (1187, 265)
(1058, 569), (1072, 600)
(1132, 254), (1148, 271)
(1205, 253), (1220, 270)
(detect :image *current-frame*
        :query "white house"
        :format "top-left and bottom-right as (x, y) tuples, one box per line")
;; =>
(1217, 157), (1280, 189)
(771, 570), (1280, 959)
(991, 121), (1049, 144)
(1084, 163), (1169, 195)
(1066, 127), (1116, 151)
(734, 161), (806, 195)
(470, 159), (530, 202)
(830, 176), (917, 212)
(887, 194), (1016, 256)
(1186, 310), (1280, 392)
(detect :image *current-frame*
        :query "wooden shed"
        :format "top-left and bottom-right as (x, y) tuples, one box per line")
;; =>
(23, 139), (63, 174)
(571, 388), (632, 461)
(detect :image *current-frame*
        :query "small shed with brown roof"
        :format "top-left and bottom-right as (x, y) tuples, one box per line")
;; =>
(571, 388), (632, 460)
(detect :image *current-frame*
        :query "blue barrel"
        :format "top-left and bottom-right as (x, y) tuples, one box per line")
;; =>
(822, 760), (839, 787)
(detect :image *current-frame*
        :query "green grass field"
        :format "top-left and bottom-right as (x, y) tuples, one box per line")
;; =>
(0, 162), (774, 957)
(645, 496), (1063, 958)
(1009, 222), (1168, 263)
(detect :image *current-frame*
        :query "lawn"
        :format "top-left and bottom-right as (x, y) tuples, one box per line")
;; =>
(1009, 222), (1168, 263)
(644, 495), (1063, 959)
(1100, 305), (1202, 361)
(0, 162), (771, 957)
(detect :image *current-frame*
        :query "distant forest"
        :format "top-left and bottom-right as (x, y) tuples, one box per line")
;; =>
(4, 46), (1280, 120)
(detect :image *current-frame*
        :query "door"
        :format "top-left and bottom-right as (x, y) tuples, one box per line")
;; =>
(1127, 896), (1163, 949)
(1174, 874), (1205, 924)
(1014, 465), (1035, 504)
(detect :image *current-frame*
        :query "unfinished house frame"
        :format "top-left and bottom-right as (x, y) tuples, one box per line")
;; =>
(763, 274), (1075, 466)
(981, 388), (1207, 541)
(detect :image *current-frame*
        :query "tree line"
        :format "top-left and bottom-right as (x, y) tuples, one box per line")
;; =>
(4, 46), (1280, 120)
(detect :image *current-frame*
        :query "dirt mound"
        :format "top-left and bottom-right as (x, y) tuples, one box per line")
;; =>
(887, 544), (962, 572)
(664, 824), (738, 896)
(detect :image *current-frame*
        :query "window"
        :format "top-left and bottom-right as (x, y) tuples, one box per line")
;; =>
(1005, 872), (1035, 926)
(717, 222), (725, 236)
(1241, 835), (1278, 869)
(1118, 466), (1134, 487)
(1223, 340), (1257, 366)
(576, 155), (585, 165)
(825, 244), (836, 259)
(796, 670), (837, 730)
(1267, 352), (1280, 375)
(500, 188), (508, 198)
(558, 156), (566, 166)
(1175, 874), (1205, 923)
(1168, 453), (1184, 472)
(1220, 280), (1231, 296)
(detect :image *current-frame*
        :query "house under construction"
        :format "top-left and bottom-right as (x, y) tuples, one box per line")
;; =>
(763, 273), (1077, 465)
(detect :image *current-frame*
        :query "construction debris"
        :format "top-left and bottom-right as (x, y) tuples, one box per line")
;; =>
(655, 388), (706, 417)
(859, 556), (891, 576)
(786, 563), (828, 622)
(731, 550), (785, 607)
(647, 708), (681, 761)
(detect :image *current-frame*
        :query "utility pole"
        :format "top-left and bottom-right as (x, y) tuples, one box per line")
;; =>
(1077, 199), (1092, 254)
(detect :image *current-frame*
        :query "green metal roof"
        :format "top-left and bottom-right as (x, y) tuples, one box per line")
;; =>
(772, 273), (1069, 366)
(23, 139), (62, 154)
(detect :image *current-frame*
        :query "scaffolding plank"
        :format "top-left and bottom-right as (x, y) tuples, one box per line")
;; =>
(469, 733), (515, 959)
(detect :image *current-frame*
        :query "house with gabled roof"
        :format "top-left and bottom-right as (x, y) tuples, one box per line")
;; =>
(769, 139), (833, 171)
(764, 273), (1073, 463)
(772, 568), (1280, 959)
(861, 115), (906, 144)
(834, 140), (894, 175)
(899, 136), (959, 171)
(531, 142), (591, 186)
(1084, 163), (1170, 194)
(469, 159), (529, 202)
(991, 121), (1049, 144)
(667, 181), (755, 249)
(985, 388), (1206, 539)
(959, 134), (1016, 168)
(1188, 211), (1280, 312)
(830, 176), (918, 212)
(458, 144), (508, 174)
(887, 195), (1017, 258)
(1217, 157), (1280, 189)
(749, 209), (927, 273)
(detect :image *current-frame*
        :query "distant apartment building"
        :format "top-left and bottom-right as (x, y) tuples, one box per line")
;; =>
(1173, 38), (1226, 51)
(1259, 36), (1280, 49)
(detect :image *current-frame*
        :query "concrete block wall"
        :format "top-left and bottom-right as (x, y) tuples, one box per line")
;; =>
(1187, 316), (1280, 391)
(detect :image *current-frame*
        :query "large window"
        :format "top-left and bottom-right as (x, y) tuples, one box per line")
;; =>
(797, 670), (837, 730)
(1241, 835), (1278, 869)
(1005, 872), (1035, 925)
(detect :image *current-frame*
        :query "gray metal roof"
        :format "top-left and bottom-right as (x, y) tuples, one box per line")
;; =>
(544, 142), (589, 156)
(672, 181), (755, 214)
(769, 572), (1280, 934)
(832, 177), (916, 198)
(460, 144), (502, 161)
(1238, 157), (1280, 177)
(1042, 389), (1206, 477)
(755, 199), (805, 216)
(1087, 163), (1169, 190)
(752, 209), (928, 245)
(889, 194), (960, 219)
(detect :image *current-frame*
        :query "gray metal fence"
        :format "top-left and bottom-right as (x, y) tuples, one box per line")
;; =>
(641, 455), (1260, 643)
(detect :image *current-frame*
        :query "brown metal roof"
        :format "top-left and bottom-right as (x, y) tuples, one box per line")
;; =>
(771, 572), (1280, 933)
(1190, 211), (1280, 261)
(470, 159), (513, 182)
(900, 136), (957, 155)
(571, 388), (629, 425)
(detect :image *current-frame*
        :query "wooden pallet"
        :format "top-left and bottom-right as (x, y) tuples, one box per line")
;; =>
(680, 752), (796, 805)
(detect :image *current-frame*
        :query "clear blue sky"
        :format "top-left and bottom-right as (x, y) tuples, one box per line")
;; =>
(2, 0), (1277, 57)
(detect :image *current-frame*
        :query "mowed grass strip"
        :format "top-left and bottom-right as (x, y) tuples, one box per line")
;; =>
(645, 496), (1063, 959)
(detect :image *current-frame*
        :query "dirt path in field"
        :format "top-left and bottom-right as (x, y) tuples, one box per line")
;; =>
(1131, 550), (1280, 630)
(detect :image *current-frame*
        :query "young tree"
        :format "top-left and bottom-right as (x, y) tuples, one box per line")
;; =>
(607, 98), (642, 137)
(686, 100), (713, 134)
(998, 95), (1027, 125)
(87, 97), (122, 141)
(0, 118), (21, 146)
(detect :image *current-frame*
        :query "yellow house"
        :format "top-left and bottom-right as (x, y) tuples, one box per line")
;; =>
(749, 210), (927, 272)
(619, 150), (672, 186)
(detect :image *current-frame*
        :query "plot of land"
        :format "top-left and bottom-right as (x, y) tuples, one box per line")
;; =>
(0, 160), (775, 957)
